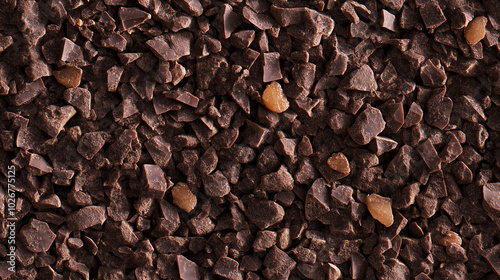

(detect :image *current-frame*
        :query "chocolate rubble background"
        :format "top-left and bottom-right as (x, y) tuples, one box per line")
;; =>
(1, 0), (500, 279)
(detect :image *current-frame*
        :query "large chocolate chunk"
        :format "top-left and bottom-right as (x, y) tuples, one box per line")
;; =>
(64, 87), (92, 119)
(145, 136), (172, 169)
(417, 139), (441, 172)
(420, 59), (447, 87)
(263, 52), (282, 83)
(348, 106), (386, 145)
(245, 198), (285, 230)
(243, 6), (279, 31)
(61, 38), (84, 64)
(305, 178), (330, 220)
(202, 171), (230, 197)
(11, 79), (46, 106)
(259, 165), (294, 193)
(341, 64), (377, 92)
(19, 219), (56, 253)
(218, 4), (240, 39)
(146, 32), (192, 61)
(67, 206), (107, 231)
(263, 246), (296, 280)
(173, 0), (203, 17)
(425, 90), (453, 130)
(213, 257), (243, 280)
(38, 105), (77, 138)
(143, 164), (167, 199)
(419, 1), (446, 29)
(177, 255), (200, 280)
(118, 7), (151, 30)
(77, 132), (107, 160)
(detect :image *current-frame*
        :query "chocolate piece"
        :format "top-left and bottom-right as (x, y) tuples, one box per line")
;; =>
(143, 164), (167, 199)
(380, 0), (404, 11)
(77, 132), (106, 160)
(381, 10), (398, 32)
(67, 206), (107, 231)
(28, 154), (53, 175)
(187, 215), (215, 235)
(119, 7), (151, 30)
(327, 52), (348, 76)
(244, 121), (271, 149)
(145, 136), (172, 169)
(245, 198), (285, 230)
(404, 102), (423, 128)
(417, 139), (441, 172)
(231, 30), (256, 49)
(457, 95), (486, 122)
(348, 106), (386, 145)
(214, 257), (243, 280)
(166, 89), (199, 108)
(64, 87), (92, 119)
(118, 53), (142, 65)
(146, 32), (192, 61)
(263, 246), (296, 280)
(419, 1), (446, 29)
(462, 122), (488, 149)
(61, 38), (84, 64)
(263, 52), (282, 83)
(260, 165), (294, 193)
(218, 4), (240, 39)
(420, 59), (447, 87)
(177, 255), (200, 280)
(11, 79), (46, 106)
(173, 0), (203, 17)
(38, 105), (77, 138)
(107, 66), (124, 92)
(253, 230), (277, 252)
(19, 219), (56, 253)
(305, 178), (330, 220)
(101, 33), (127, 52)
(370, 136), (398, 156)
(380, 102), (404, 134)
(203, 171), (230, 197)
(425, 90), (453, 130)
(243, 6), (278, 31)
(341, 64), (377, 92)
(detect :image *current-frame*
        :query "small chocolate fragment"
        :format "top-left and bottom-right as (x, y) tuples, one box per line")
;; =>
(341, 64), (377, 92)
(203, 171), (230, 197)
(305, 178), (330, 220)
(145, 136), (172, 169)
(327, 52), (348, 76)
(38, 105), (77, 138)
(231, 30), (256, 49)
(64, 87), (92, 119)
(219, 4), (240, 39)
(11, 79), (46, 106)
(187, 215), (215, 235)
(146, 32), (192, 61)
(28, 154), (53, 175)
(245, 198), (285, 230)
(53, 66), (82, 88)
(19, 219), (56, 253)
(260, 165), (294, 193)
(419, 1), (446, 29)
(381, 10), (398, 32)
(263, 246), (296, 280)
(107, 66), (124, 92)
(417, 139), (441, 172)
(420, 59), (447, 87)
(118, 53), (142, 65)
(157, 200), (181, 235)
(77, 132), (106, 160)
(143, 164), (167, 199)
(380, 0), (404, 11)
(380, 102), (404, 134)
(404, 102), (423, 128)
(118, 7), (151, 30)
(263, 52), (283, 83)
(370, 136), (398, 156)
(214, 257), (243, 280)
(348, 106), (386, 145)
(462, 122), (488, 149)
(101, 33), (127, 52)
(165, 89), (199, 108)
(483, 183), (500, 224)
(61, 38), (84, 64)
(440, 133), (462, 163)
(457, 95), (486, 122)
(243, 6), (278, 31)
(177, 255), (200, 280)
(67, 206), (107, 231)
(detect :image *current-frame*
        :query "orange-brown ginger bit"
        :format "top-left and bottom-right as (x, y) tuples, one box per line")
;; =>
(171, 183), (197, 213)
(464, 16), (487, 45)
(53, 66), (83, 88)
(262, 81), (289, 113)
(366, 194), (394, 227)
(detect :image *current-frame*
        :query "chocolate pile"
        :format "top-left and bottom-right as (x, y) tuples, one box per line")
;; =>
(1, 0), (500, 279)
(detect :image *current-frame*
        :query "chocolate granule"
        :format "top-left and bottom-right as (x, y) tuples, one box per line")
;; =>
(1, 0), (500, 279)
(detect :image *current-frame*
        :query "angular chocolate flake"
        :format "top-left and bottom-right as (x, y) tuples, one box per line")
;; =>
(457, 95), (486, 122)
(348, 106), (386, 145)
(118, 53), (142, 65)
(203, 171), (230, 197)
(380, 102), (404, 134)
(263, 52), (282, 83)
(231, 30), (256, 49)
(145, 136), (172, 169)
(243, 6), (278, 31)
(483, 183), (500, 224)
(305, 178), (330, 220)
(19, 219), (56, 253)
(245, 198), (285, 230)
(143, 164), (167, 199)
(11, 79), (46, 106)
(165, 89), (199, 108)
(177, 255), (200, 280)
(64, 87), (92, 119)
(107, 66), (124, 92)
(218, 4), (240, 39)
(38, 105), (77, 138)
(419, 1), (446, 29)
(370, 136), (398, 156)
(425, 170), (447, 198)
(420, 59), (447, 87)
(77, 132), (106, 160)
(119, 7), (151, 30)
(214, 257), (243, 280)
(260, 165), (294, 193)
(61, 38), (84, 64)
(173, 0), (203, 17)
(28, 153), (53, 175)
(381, 10), (398, 32)
(417, 139), (441, 172)
(158, 200), (180, 235)
(263, 246), (296, 280)
(380, 0), (404, 11)
(101, 33), (127, 52)
(187, 215), (215, 235)
(440, 133), (462, 163)
(404, 102), (423, 128)
(341, 64), (377, 92)
(67, 206), (107, 231)
(146, 32), (192, 61)
(327, 52), (348, 76)
(425, 90), (453, 130)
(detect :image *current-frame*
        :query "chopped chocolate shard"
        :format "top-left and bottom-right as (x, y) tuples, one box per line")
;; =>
(19, 219), (56, 253)
(341, 1), (359, 24)
(143, 164), (167, 199)
(118, 53), (142, 65)
(198, 147), (218, 175)
(77, 132), (106, 160)
(243, 6), (278, 31)
(457, 95), (486, 122)
(244, 121), (271, 149)
(417, 139), (441, 172)
(61, 38), (84, 64)
(38, 105), (77, 138)
(263, 246), (296, 280)
(214, 257), (243, 280)
(253, 230), (277, 252)
(101, 33), (127, 52)
(245, 198), (285, 230)
(187, 215), (215, 235)
(452, 161), (473, 184)
(173, 0), (203, 17)
(64, 87), (92, 119)
(53, 66), (82, 88)
(145, 136), (172, 169)
(463, 122), (488, 149)
(348, 106), (386, 145)
(177, 255), (200, 280)
(107, 66), (124, 92)
(67, 206), (107, 231)
(157, 200), (180, 235)
(0, 35), (13, 53)
(380, 102), (404, 134)
(293, 62), (316, 90)
(416, 194), (438, 218)
(218, 4), (240, 39)
(171, 183), (197, 213)
(483, 245), (500, 276)
(171, 62), (186, 86)
(440, 133), (462, 163)
(425, 90), (453, 130)
(146, 32), (192, 61)
(420, 59), (447, 87)
(263, 52), (282, 83)
(11, 79), (46, 106)
(419, 1), (446, 29)
(370, 136), (398, 156)
(381, 10), (398, 32)
(483, 183), (500, 224)
(166, 89), (199, 108)
(341, 65), (377, 92)
(404, 102), (423, 128)
(118, 7), (151, 31)
(28, 154), (53, 175)
(305, 178), (330, 220)
(260, 165), (294, 193)
(203, 171), (230, 197)
(380, 0), (405, 11)
(231, 30), (256, 49)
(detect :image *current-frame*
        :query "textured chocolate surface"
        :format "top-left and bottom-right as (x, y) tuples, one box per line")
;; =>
(1, 0), (500, 279)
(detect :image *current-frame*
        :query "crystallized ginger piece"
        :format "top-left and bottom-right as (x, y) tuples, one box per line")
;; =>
(366, 194), (394, 227)
(327, 153), (350, 175)
(172, 183), (197, 213)
(439, 231), (462, 247)
(54, 66), (83, 88)
(464, 16), (487, 45)
(262, 81), (289, 113)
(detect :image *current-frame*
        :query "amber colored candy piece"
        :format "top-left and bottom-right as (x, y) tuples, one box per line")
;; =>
(366, 194), (394, 227)
(464, 16), (487, 45)
(171, 183), (197, 213)
(327, 153), (350, 175)
(438, 231), (462, 247)
(262, 81), (289, 113)
(53, 66), (82, 88)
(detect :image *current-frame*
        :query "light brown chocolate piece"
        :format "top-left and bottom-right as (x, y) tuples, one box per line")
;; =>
(464, 16), (487, 45)
(262, 81), (289, 113)
(172, 183), (197, 213)
(366, 194), (394, 227)
(53, 66), (82, 88)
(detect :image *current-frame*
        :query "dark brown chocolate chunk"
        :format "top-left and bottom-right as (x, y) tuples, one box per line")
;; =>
(67, 206), (107, 231)
(243, 121), (271, 149)
(341, 64), (377, 92)
(245, 198), (285, 230)
(380, 102), (404, 134)
(440, 133), (462, 163)
(253, 230), (277, 252)
(198, 147), (218, 175)
(263, 246), (296, 280)
(203, 171), (230, 197)
(380, 0), (404, 11)
(218, 4), (240, 39)
(77, 132), (106, 160)
(145, 136), (172, 169)
(177, 255), (200, 280)
(146, 32), (192, 61)
(101, 33), (127, 52)
(263, 52), (283, 83)
(348, 106), (386, 145)
(231, 30), (256, 50)
(327, 52), (348, 76)
(19, 219), (56, 253)
(243, 6), (279, 31)
(165, 89), (199, 108)
(420, 59), (447, 87)
(483, 183), (500, 224)
(11, 79), (46, 106)
(463, 122), (489, 149)
(143, 164), (167, 199)
(106, 66), (124, 92)
(457, 95), (486, 122)
(64, 87), (92, 119)
(38, 105), (77, 138)
(416, 194), (439, 218)
(214, 257), (243, 280)
(187, 215), (215, 235)
(305, 178), (330, 220)
(260, 165), (294, 193)
(118, 7), (151, 30)
(370, 136), (398, 156)
(292, 62), (316, 90)
(425, 90), (453, 130)
(381, 9), (398, 32)
(61, 38), (84, 64)
(417, 139), (441, 172)
(404, 102), (424, 128)
(419, 1), (447, 29)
